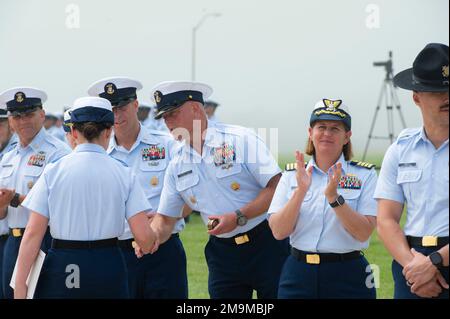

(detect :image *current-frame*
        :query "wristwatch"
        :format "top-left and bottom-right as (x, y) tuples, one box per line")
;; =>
(235, 209), (248, 226)
(429, 251), (444, 269)
(10, 193), (21, 208)
(329, 195), (345, 208)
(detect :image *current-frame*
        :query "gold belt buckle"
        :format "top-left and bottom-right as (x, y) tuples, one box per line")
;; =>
(234, 234), (250, 245)
(306, 254), (321, 265)
(422, 236), (438, 247)
(12, 229), (22, 237)
(131, 241), (137, 249)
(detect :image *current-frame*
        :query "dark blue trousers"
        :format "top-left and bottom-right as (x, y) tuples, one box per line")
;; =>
(2, 229), (52, 299)
(119, 234), (188, 299)
(392, 246), (449, 299)
(35, 246), (129, 299)
(0, 235), (7, 299)
(205, 221), (290, 299)
(278, 254), (377, 299)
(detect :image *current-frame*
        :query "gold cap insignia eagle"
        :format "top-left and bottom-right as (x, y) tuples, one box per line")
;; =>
(15, 92), (25, 103)
(443, 65), (449, 78)
(105, 83), (115, 95)
(154, 91), (162, 104)
(323, 99), (342, 111)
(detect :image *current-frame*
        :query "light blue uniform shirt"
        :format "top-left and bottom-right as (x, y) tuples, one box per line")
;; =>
(374, 127), (449, 237)
(108, 125), (184, 240)
(158, 122), (282, 238)
(0, 134), (18, 235)
(46, 126), (66, 142)
(268, 154), (378, 254)
(0, 128), (70, 228)
(22, 143), (152, 241)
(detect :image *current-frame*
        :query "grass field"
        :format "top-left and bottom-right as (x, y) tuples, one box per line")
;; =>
(180, 153), (401, 299)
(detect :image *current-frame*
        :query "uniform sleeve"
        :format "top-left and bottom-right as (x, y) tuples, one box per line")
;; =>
(373, 143), (405, 204)
(267, 172), (291, 216)
(125, 173), (153, 220)
(242, 130), (282, 188)
(21, 171), (50, 219)
(356, 168), (378, 216)
(157, 163), (185, 218)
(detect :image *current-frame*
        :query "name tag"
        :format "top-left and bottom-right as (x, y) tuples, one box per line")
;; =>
(399, 162), (417, 168)
(178, 170), (193, 178)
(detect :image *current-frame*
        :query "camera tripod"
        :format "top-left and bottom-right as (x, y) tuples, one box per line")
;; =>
(362, 51), (407, 161)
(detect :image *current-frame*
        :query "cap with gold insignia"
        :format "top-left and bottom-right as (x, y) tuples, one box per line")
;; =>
(87, 77), (143, 108)
(150, 81), (213, 119)
(0, 87), (47, 116)
(394, 43), (449, 92)
(70, 97), (114, 124)
(310, 98), (351, 130)
(62, 109), (72, 133)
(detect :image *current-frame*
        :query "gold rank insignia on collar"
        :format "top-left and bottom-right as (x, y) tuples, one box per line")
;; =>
(285, 162), (308, 171)
(349, 160), (376, 170)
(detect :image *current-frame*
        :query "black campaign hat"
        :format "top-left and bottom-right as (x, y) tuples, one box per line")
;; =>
(394, 43), (449, 92)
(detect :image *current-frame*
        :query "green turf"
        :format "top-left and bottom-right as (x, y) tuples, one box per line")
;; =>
(180, 153), (401, 299)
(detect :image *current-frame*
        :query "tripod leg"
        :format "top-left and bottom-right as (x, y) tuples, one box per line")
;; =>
(363, 81), (386, 161)
(391, 86), (407, 128)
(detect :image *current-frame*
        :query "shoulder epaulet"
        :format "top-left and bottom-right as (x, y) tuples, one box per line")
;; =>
(396, 128), (421, 143)
(349, 160), (376, 170)
(214, 123), (247, 137)
(285, 162), (308, 171)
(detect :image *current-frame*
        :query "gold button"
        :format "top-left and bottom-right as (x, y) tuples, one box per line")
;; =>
(190, 196), (197, 204)
(231, 182), (240, 191)
(151, 176), (159, 187)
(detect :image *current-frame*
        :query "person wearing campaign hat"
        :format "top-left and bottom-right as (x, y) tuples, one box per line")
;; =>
(148, 81), (289, 299)
(0, 87), (70, 299)
(268, 99), (378, 299)
(88, 77), (187, 299)
(0, 108), (18, 299)
(375, 43), (449, 299)
(13, 97), (156, 299)
(203, 100), (221, 123)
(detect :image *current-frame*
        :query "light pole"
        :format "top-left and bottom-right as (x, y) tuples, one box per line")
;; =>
(192, 12), (221, 82)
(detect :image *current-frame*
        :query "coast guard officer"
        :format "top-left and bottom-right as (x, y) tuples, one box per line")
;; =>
(0, 87), (70, 299)
(375, 43), (449, 299)
(88, 77), (187, 299)
(14, 96), (156, 299)
(268, 99), (378, 299)
(0, 109), (18, 299)
(149, 81), (289, 299)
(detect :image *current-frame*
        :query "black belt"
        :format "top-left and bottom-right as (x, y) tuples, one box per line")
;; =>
(213, 220), (268, 245)
(407, 236), (449, 248)
(117, 233), (179, 250)
(52, 238), (118, 249)
(291, 247), (362, 264)
(9, 228), (26, 238)
(0, 234), (8, 241)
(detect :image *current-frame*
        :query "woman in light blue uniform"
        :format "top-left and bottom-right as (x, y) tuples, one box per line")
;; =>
(13, 97), (156, 299)
(268, 99), (378, 299)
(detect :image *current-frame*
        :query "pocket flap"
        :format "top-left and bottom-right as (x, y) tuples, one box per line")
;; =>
(176, 173), (200, 192)
(216, 164), (242, 179)
(397, 169), (422, 184)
